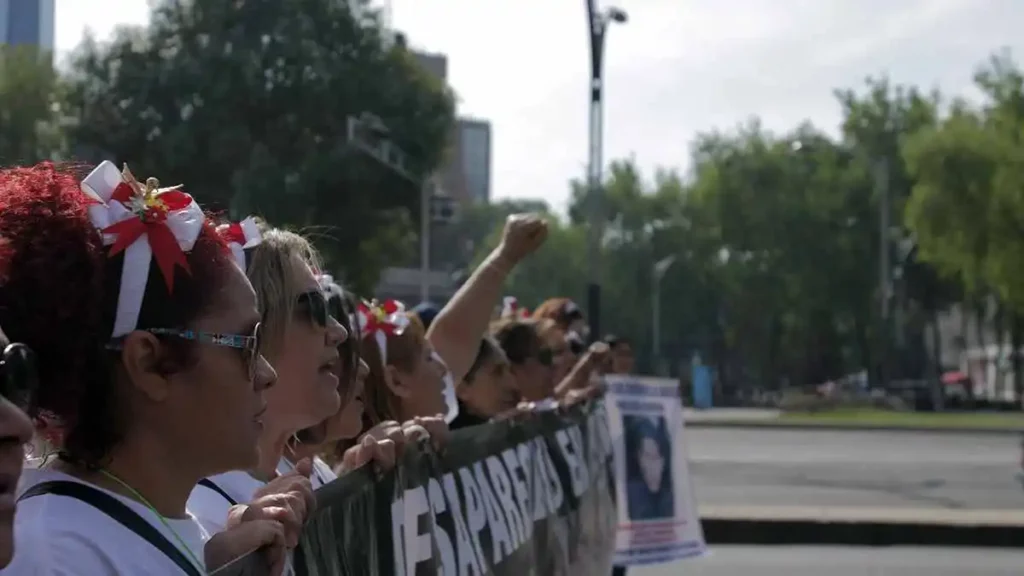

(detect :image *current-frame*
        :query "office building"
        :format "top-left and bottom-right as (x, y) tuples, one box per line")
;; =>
(408, 51), (492, 204)
(413, 51), (448, 82)
(0, 0), (55, 51)
(455, 118), (492, 203)
(375, 48), (493, 301)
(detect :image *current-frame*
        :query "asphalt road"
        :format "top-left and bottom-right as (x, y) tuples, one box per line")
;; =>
(631, 546), (1024, 576)
(683, 427), (1024, 510)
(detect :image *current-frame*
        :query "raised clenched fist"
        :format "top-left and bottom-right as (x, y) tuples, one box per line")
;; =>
(498, 213), (548, 264)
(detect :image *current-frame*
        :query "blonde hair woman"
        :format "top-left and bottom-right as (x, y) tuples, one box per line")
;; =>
(188, 227), (346, 537)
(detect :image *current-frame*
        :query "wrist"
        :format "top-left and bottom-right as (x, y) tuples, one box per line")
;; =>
(493, 243), (519, 268)
(486, 249), (515, 275)
(225, 504), (252, 529)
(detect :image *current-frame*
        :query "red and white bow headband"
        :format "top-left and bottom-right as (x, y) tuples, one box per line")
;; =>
(502, 296), (529, 319)
(355, 299), (410, 365)
(217, 217), (261, 270)
(81, 161), (205, 338)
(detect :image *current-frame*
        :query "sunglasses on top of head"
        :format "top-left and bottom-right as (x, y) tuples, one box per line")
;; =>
(0, 342), (37, 408)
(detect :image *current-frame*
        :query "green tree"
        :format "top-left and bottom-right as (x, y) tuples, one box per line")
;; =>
(836, 76), (950, 388)
(684, 122), (871, 391)
(905, 52), (1024, 402)
(60, 0), (454, 287)
(0, 45), (65, 164)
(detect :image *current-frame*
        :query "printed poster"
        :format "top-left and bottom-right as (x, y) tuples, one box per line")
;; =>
(604, 375), (707, 565)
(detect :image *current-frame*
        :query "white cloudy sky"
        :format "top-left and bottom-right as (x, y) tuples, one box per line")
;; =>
(56, 0), (1024, 212)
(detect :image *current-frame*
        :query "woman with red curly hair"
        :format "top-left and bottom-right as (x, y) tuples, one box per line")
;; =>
(0, 162), (295, 574)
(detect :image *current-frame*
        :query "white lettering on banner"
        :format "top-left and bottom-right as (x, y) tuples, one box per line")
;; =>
(555, 427), (588, 498)
(501, 448), (535, 542)
(405, 486), (432, 575)
(485, 456), (526, 546)
(457, 467), (490, 569)
(427, 478), (457, 576)
(473, 462), (515, 563)
(442, 472), (486, 576)
(529, 438), (550, 522)
(388, 410), (616, 573)
(391, 486), (433, 576)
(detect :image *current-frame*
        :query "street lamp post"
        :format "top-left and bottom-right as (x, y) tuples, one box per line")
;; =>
(584, 0), (627, 342)
(876, 158), (891, 390)
(652, 255), (675, 376)
(347, 113), (436, 301)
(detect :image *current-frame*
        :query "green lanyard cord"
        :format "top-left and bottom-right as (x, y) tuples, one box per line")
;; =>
(98, 469), (205, 571)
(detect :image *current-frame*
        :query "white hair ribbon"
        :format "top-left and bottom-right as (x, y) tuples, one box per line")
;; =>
(81, 160), (205, 338)
(217, 217), (262, 271)
(316, 273), (335, 290)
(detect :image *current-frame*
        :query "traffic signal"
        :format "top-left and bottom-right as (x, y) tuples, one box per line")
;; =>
(430, 195), (458, 224)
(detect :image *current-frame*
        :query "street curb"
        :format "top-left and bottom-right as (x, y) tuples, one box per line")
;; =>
(701, 517), (1024, 548)
(686, 420), (1024, 435)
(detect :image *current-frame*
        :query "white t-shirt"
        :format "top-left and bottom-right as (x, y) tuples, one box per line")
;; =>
(278, 456), (337, 490)
(191, 458), (306, 576)
(187, 470), (266, 535)
(3, 469), (208, 575)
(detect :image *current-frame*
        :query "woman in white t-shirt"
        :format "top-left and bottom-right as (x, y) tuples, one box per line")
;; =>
(0, 326), (36, 568)
(189, 228), (348, 533)
(0, 161), (292, 574)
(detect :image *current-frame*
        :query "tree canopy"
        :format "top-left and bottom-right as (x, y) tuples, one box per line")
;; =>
(485, 52), (1024, 404)
(4, 5), (1024, 402)
(59, 0), (454, 291)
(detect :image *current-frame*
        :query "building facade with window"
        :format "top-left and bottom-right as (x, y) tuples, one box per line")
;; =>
(0, 0), (55, 51)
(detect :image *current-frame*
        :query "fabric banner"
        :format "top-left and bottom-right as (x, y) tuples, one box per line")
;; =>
(294, 399), (617, 576)
(604, 375), (707, 565)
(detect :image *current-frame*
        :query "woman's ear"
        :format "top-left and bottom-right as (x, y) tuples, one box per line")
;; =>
(121, 331), (172, 402)
(384, 364), (412, 398)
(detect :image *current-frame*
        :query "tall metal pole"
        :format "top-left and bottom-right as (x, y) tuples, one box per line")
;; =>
(878, 158), (890, 323)
(585, 0), (606, 342)
(652, 256), (674, 376)
(653, 274), (661, 368)
(876, 158), (891, 388)
(420, 177), (431, 303)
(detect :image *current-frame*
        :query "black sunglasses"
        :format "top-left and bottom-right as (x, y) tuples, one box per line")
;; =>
(536, 347), (555, 367)
(1, 343), (37, 408)
(296, 290), (329, 327)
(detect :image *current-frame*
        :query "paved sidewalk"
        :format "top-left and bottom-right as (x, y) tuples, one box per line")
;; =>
(684, 408), (781, 423)
(701, 504), (1024, 548)
(683, 408), (1023, 434)
(631, 546), (1024, 576)
(702, 505), (1024, 526)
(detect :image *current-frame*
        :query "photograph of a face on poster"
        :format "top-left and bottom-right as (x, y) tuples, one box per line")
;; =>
(622, 414), (674, 522)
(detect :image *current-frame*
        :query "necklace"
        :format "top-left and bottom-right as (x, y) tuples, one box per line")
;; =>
(98, 469), (204, 571)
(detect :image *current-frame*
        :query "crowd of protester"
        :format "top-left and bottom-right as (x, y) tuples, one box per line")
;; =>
(0, 160), (637, 574)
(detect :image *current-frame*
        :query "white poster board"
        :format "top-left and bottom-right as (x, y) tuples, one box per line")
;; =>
(604, 375), (707, 565)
